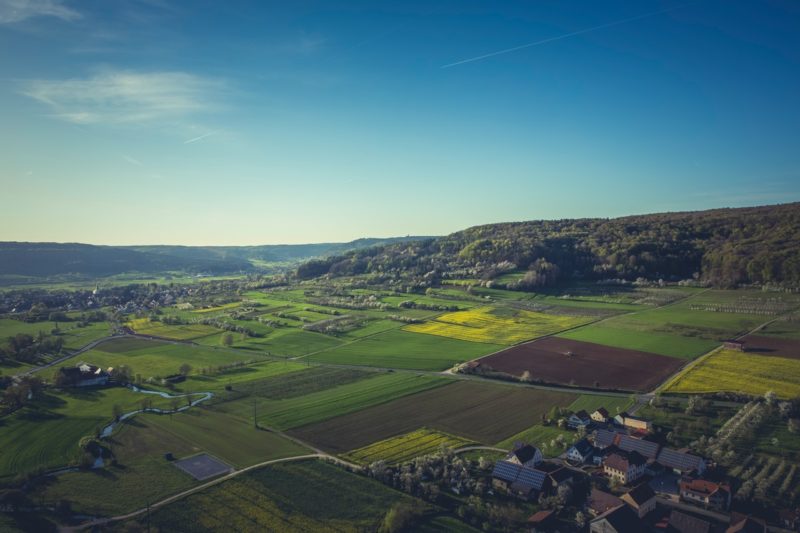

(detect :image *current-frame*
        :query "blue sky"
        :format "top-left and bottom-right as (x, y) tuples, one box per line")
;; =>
(1, 0), (798, 245)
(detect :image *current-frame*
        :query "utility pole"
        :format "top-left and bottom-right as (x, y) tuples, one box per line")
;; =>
(146, 500), (151, 533)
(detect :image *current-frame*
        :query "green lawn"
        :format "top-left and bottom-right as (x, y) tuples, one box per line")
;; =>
(566, 394), (634, 416)
(306, 329), (502, 371)
(496, 424), (577, 457)
(214, 372), (447, 430)
(230, 328), (344, 356)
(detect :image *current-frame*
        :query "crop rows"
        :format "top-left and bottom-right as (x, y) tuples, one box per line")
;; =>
(345, 428), (471, 465)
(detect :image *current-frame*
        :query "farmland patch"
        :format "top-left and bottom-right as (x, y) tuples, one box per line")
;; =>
(480, 337), (684, 392)
(288, 381), (576, 453)
(344, 428), (472, 465)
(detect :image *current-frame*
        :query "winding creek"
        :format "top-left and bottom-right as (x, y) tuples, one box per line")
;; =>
(99, 385), (214, 438)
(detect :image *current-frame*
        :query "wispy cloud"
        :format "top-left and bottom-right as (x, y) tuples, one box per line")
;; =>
(122, 154), (143, 166)
(183, 131), (216, 145)
(442, 4), (689, 68)
(20, 69), (225, 126)
(0, 0), (81, 24)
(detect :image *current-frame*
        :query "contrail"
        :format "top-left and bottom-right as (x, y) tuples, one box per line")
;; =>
(441, 4), (690, 68)
(184, 131), (216, 144)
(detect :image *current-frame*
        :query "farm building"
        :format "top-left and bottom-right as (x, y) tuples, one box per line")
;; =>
(58, 363), (110, 387)
(614, 412), (653, 433)
(568, 410), (592, 429)
(602, 447), (647, 485)
(665, 510), (712, 533)
(491, 460), (548, 500)
(586, 488), (623, 517)
(506, 444), (543, 468)
(679, 479), (731, 511)
(591, 407), (611, 423)
(566, 438), (595, 464)
(657, 448), (707, 476)
(589, 504), (645, 533)
(594, 430), (659, 461)
(621, 483), (657, 518)
(723, 340), (745, 351)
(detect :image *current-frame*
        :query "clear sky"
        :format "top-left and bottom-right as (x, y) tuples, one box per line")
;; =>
(1, 0), (798, 245)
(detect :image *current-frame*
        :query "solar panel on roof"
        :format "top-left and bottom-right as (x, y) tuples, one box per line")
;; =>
(492, 461), (522, 482)
(516, 468), (546, 490)
(619, 436), (659, 458)
(657, 448), (703, 471)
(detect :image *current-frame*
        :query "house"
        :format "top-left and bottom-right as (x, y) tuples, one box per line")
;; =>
(592, 407), (611, 423)
(506, 445), (543, 468)
(567, 438), (595, 464)
(527, 510), (557, 531)
(58, 363), (110, 387)
(590, 504), (644, 533)
(666, 510), (712, 533)
(542, 464), (574, 489)
(491, 461), (548, 499)
(586, 488), (624, 517)
(569, 410), (592, 429)
(603, 447), (647, 485)
(726, 514), (766, 533)
(723, 340), (745, 351)
(621, 483), (657, 518)
(658, 448), (706, 475)
(615, 412), (653, 433)
(679, 479), (731, 511)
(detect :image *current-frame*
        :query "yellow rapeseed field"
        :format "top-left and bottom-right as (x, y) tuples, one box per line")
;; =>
(344, 428), (471, 465)
(403, 306), (590, 345)
(665, 349), (800, 399)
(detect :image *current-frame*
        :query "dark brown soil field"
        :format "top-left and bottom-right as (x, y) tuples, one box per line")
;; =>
(288, 381), (576, 453)
(741, 335), (800, 360)
(480, 337), (684, 392)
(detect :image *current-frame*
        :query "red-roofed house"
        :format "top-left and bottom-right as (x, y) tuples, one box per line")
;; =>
(679, 479), (731, 511)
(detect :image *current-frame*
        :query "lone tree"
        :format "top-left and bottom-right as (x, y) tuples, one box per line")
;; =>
(222, 333), (234, 347)
(179, 363), (192, 376)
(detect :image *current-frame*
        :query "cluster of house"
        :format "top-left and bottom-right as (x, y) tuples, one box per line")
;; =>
(57, 362), (111, 387)
(490, 445), (575, 501)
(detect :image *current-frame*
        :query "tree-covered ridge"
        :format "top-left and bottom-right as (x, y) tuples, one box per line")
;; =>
(297, 203), (800, 287)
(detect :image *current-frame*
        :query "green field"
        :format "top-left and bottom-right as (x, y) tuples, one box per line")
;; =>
(127, 318), (221, 341)
(232, 366), (373, 399)
(0, 387), (177, 481)
(0, 318), (110, 351)
(566, 394), (634, 416)
(344, 428), (472, 465)
(215, 372), (447, 430)
(558, 324), (718, 359)
(306, 329), (503, 370)
(138, 459), (415, 532)
(85, 339), (272, 380)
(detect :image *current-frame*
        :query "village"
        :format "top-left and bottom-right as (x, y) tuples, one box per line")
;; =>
(490, 405), (791, 532)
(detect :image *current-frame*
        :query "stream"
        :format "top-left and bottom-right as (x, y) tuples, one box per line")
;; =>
(99, 385), (213, 438)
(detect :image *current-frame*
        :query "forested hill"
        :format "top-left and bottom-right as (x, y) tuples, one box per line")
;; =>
(0, 237), (430, 279)
(297, 203), (800, 288)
